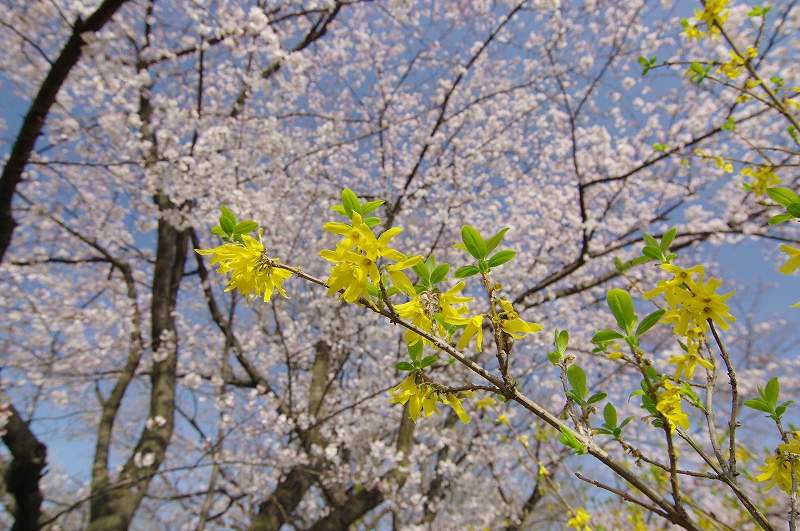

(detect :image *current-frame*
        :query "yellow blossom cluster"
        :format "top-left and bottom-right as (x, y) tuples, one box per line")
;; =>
(567, 507), (592, 531)
(717, 47), (757, 79)
(655, 381), (691, 432)
(395, 282), (474, 346)
(667, 327), (713, 381)
(387, 374), (470, 423)
(196, 229), (292, 302)
(742, 165), (780, 197)
(644, 264), (735, 336)
(320, 212), (422, 303)
(756, 432), (800, 493)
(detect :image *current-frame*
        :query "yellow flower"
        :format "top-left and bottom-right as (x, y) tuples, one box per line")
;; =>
(196, 229), (291, 302)
(667, 347), (713, 381)
(475, 396), (497, 411)
(496, 414), (509, 427)
(538, 463), (549, 475)
(742, 165), (780, 196)
(567, 507), (592, 531)
(756, 452), (799, 493)
(663, 275), (735, 336)
(607, 343), (624, 360)
(445, 314), (484, 352)
(779, 245), (800, 275)
(656, 383), (690, 432)
(384, 255), (424, 296)
(395, 296), (434, 345)
(323, 211), (372, 250)
(439, 281), (474, 318)
(500, 312), (543, 339)
(444, 393), (471, 424)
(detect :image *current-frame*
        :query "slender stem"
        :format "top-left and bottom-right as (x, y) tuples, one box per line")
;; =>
(791, 455), (798, 531)
(708, 320), (739, 476)
(702, 339), (729, 473)
(575, 473), (670, 518)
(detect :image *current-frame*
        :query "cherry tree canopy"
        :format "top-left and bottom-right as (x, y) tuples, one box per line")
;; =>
(0, 0), (798, 529)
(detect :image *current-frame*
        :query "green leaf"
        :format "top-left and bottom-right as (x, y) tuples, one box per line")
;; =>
(396, 362), (415, 371)
(219, 216), (235, 235)
(743, 398), (774, 414)
(363, 217), (381, 227)
(603, 403), (617, 427)
(558, 425), (586, 454)
(408, 341), (423, 362)
(767, 188), (800, 207)
(342, 189), (361, 217)
(613, 256), (627, 273)
(787, 203), (800, 217)
(487, 250), (516, 268)
(331, 205), (347, 216)
(425, 253), (436, 272)
(722, 117), (737, 131)
(412, 261), (430, 281)
(653, 143), (665, 152)
(419, 355), (438, 369)
(638, 56), (649, 67)
(548, 351), (563, 364)
(453, 243), (469, 252)
(461, 225), (487, 259)
(606, 289), (636, 334)
(620, 416), (634, 429)
(234, 220), (259, 234)
(360, 200), (384, 216)
(764, 377), (780, 408)
(485, 228), (510, 254)
(210, 226), (226, 237)
(592, 330), (624, 343)
(790, 126), (799, 143)
(660, 228), (676, 252)
(631, 256), (652, 266)
(430, 264), (450, 284)
(769, 213), (795, 225)
(641, 246), (663, 261)
(643, 234), (659, 248)
(556, 330), (569, 353)
(587, 392), (607, 405)
(567, 365), (588, 401)
(635, 309), (665, 337)
(365, 285), (380, 297)
(220, 204), (236, 223)
(455, 265), (481, 278)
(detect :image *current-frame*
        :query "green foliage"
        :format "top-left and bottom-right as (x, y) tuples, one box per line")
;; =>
(638, 55), (657, 75)
(211, 205), (259, 244)
(332, 188), (383, 226)
(558, 425), (586, 455)
(548, 328), (569, 364)
(744, 377), (795, 421)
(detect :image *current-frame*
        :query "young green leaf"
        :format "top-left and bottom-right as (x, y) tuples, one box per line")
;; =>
(764, 377), (780, 408)
(408, 341), (423, 362)
(331, 204), (348, 216)
(412, 261), (431, 281)
(210, 226), (226, 237)
(487, 250), (516, 268)
(766, 187), (800, 207)
(419, 355), (438, 368)
(743, 398), (773, 414)
(591, 330), (624, 343)
(567, 365), (588, 402)
(587, 392), (607, 405)
(342, 189), (361, 216)
(558, 426), (586, 454)
(660, 228), (676, 252)
(635, 309), (665, 337)
(556, 329), (569, 353)
(455, 265), (481, 278)
(363, 217), (381, 227)
(220, 204), (236, 223)
(219, 216), (235, 235)
(453, 243), (469, 252)
(787, 204), (800, 217)
(430, 264), (450, 284)
(234, 220), (259, 234)
(396, 362), (415, 371)
(360, 200), (385, 216)
(485, 228), (510, 254)
(603, 403), (617, 428)
(769, 213), (795, 225)
(461, 225), (487, 259)
(643, 233), (659, 248)
(641, 246), (663, 261)
(606, 289), (636, 334)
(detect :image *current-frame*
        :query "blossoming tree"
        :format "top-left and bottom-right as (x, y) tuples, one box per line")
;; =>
(0, 0), (798, 530)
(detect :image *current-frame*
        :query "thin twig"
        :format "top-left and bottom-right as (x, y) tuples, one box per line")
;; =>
(575, 473), (670, 519)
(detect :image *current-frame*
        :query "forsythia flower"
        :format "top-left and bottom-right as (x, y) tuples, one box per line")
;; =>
(778, 245), (800, 275)
(386, 375), (470, 423)
(196, 229), (291, 302)
(756, 450), (799, 494)
(497, 299), (543, 338)
(656, 382), (690, 432)
(567, 507), (592, 531)
(445, 314), (484, 352)
(654, 265), (735, 336)
(667, 328), (712, 380)
(439, 281), (474, 318)
(395, 296), (434, 346)
(742, 165), (780, 197)
(475, 396), (497, 411)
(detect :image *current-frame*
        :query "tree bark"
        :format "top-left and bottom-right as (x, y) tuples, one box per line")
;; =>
(0, 0), (131, 262)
